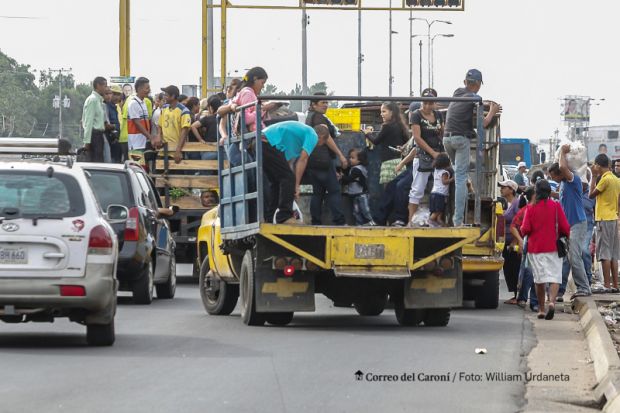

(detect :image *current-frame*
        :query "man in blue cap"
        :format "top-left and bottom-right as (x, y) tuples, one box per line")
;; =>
(443, 69), (501, 226)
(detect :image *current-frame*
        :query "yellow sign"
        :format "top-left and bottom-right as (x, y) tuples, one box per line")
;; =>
(262, 279), (309, 298)
(411, 276), (456, 294)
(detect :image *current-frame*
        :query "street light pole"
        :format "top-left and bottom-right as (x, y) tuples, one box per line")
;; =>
(388, 0), (393, 97)
(411, 18), (452, 89)
(301, 7), (309, 112)
(49, 67), (71, 139)
(409, 10), (412, 96)
(418, 40), (423, 96)
(430, 34), (454, 88)
(358, 7), (362, 96)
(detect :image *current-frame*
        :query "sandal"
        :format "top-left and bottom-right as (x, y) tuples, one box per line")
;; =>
(517, 300), (526, 308)
(504, 297), (518, 305)
(537, 313), (545, 319)
(545, 304), (555, 320)
(611, 288), (619, 294)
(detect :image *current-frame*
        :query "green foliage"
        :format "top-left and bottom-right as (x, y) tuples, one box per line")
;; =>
(0, 50), (38, 136)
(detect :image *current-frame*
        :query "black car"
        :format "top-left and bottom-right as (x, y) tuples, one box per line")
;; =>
(80, 162), (176, 304)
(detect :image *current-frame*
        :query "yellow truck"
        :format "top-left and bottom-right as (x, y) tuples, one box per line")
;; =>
(196, 95), (504, 327)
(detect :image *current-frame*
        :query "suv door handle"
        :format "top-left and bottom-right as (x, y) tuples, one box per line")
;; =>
(43, 252), (65, 259)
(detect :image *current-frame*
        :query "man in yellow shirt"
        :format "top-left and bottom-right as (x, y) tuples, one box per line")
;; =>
(159, 85), (192, 164)
(590, 153), (620, 291)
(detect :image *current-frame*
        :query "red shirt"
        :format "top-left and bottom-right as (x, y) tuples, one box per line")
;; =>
(521, 199), (570, 254)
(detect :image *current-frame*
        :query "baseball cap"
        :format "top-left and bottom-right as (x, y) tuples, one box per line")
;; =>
(161, 85), (180, 98)
(421, 88), (438, 97)
(498, 180), (518, 192)
(517, 161), (527, 169)
(110, 84), (123, 94)
(465, 69), (483, 84)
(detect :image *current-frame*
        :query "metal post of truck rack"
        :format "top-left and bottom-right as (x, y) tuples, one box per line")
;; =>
(475, 103), (484, 226)
(164, 142), (170, 208)
(255, 103), (264, 224)
(240, 110), (247, 226)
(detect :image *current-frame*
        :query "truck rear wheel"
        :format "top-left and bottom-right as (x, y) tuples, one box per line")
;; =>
(468, 271), (500, 309)
(199, 256), (239, 315)
(394, 300), (424, 326)
(423, 309), (451, 327)
(265, 312), (294, 326)
(239, 250), (265, 326)
(354, 293), (388, 316)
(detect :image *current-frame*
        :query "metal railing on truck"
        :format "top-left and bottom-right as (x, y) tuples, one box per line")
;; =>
(218, 95), (486, 239)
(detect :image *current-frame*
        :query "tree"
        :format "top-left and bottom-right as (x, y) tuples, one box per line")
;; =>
(0, 50), (38, 136)
(286, 82), (335, 112)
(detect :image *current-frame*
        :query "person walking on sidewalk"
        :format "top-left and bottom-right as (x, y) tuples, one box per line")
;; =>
(549, 144), (591, 300)
(589, 154), (620, 292)
(443, 69), (501, 226)
(521, 180), (571, 320)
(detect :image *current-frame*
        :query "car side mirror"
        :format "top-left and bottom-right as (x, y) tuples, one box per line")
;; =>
(106, 204), (129, 223)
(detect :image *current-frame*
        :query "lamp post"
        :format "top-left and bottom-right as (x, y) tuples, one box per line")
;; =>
(388, 0), (398, 96)
(410, 18), (452, 89)
(430, 33), (454, 88)
(410, 34), (424, 96)
(49, 67), (71, 139)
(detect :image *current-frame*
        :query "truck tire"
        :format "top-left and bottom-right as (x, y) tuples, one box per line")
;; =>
(239, 250), (265, 326)
(423, 308), (451, 327)
(156, 255), (177, 299)
(265, 312), (294, 326)
(133, 261), (154, 305)
(394, 300), (424, 326)
(354, 293), (388, 316)
(199, 256), (239, 315)
(86, 320), (115, 346)
(475, 271), (500, 309)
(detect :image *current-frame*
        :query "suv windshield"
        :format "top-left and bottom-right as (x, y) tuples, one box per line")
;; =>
(0, 171), (85, 217)
(87, 169), (133, 210)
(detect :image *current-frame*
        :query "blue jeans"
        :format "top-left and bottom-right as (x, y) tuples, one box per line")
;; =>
(517, 238), (538, 307)
(352, 193), (373, 225)
(305, 167), (345, 225)
(582, 220), (595, 284)
(376, 167), (412, 225)
(442, 135), (470, 226)
(560, 220), (591, 295)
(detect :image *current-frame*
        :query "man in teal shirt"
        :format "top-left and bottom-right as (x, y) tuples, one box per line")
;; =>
(81, 76), (108, 162)
(260, 121), (328, 224)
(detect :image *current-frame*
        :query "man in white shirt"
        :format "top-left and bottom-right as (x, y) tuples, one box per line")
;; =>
(127, 77), (160, 151)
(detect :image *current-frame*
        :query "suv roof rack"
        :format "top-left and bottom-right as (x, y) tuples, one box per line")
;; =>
(0, 137), (74, 168)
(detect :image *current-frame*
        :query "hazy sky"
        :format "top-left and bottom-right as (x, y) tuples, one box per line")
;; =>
(1, 0), (618, 142)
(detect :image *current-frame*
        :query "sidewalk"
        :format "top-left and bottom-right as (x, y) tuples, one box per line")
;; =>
(522, 302), (601, 412)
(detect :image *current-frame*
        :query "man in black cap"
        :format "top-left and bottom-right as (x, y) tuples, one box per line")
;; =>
(443, 69), (501, 226)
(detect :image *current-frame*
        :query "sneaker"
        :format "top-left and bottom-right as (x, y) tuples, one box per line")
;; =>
(556, 296), (564, 303)
(366, 220), (377, 226)
(530, 305), (539, 313)
(428, 220), (441, 228)
(392, 220), (406, 227)
(281, 217), (302, 225)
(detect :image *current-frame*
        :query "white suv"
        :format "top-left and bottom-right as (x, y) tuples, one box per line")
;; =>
(0, 142), (119, 346)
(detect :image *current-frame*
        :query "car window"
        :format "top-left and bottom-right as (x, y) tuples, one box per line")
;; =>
(134, 170), (160, 209)
(0, 171), (85, 217)
(86, 170), (133, 210)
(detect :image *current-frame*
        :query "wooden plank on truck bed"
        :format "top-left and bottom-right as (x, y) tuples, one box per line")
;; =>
(162, 195), (204, 209)
(162, 142), (217, 152)
(155, 159), (224, 171)
(153, 175), (218, 189)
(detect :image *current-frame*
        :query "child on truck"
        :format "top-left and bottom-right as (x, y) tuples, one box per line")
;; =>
(429, 153), (454, 227)
(340, 148), (376, 226)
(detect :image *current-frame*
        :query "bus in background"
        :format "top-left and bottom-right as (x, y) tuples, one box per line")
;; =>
(500, 138), (541, 168)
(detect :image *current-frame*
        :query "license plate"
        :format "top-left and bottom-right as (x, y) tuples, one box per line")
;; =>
(0, 248), (28, 265)
(355, 244), (385, 260)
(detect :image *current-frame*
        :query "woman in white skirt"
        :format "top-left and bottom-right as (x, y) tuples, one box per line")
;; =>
(521, 180), (571, 320)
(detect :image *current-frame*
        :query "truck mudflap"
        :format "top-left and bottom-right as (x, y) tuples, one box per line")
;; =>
(254, 269), (315, 313)
(404, 251), (463, 309)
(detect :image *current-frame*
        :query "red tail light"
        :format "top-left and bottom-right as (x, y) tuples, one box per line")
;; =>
(88, 225), (114, 255)
(283, 265), (295, 277)
(124, 207), (140, 241)
(495, 215), (506, 244)
(60, 285), (86, 296)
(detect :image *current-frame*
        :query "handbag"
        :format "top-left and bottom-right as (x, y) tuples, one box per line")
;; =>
(555, 206), (569, 258)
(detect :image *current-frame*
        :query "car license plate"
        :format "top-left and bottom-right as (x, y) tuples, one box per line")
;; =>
(355, 244), (385, 260)
(0, 247), (28, 265)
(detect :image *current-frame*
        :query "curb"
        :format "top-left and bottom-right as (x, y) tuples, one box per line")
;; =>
(575, 297), (620, 412)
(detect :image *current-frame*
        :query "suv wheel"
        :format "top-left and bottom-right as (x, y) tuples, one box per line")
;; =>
(86, 320), (115, 346)
(133, 261), (154, 304)
(156, 255), (176, 299)
(199, 256), (239, 315)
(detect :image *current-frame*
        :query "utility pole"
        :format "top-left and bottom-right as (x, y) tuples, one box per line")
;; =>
(357, 7), (362, 97)
(409, 10), (412, 96)
(302, 8), (309, 112)
(49, 68), (72, 139)
(418, 40), (423, 96)
(388, 0), (393, 97)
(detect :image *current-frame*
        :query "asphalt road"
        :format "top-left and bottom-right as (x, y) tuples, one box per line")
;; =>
(0, 276), (531, 413)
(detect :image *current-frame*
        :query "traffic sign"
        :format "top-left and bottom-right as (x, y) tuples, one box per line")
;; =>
(110, 76), (135, 84)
